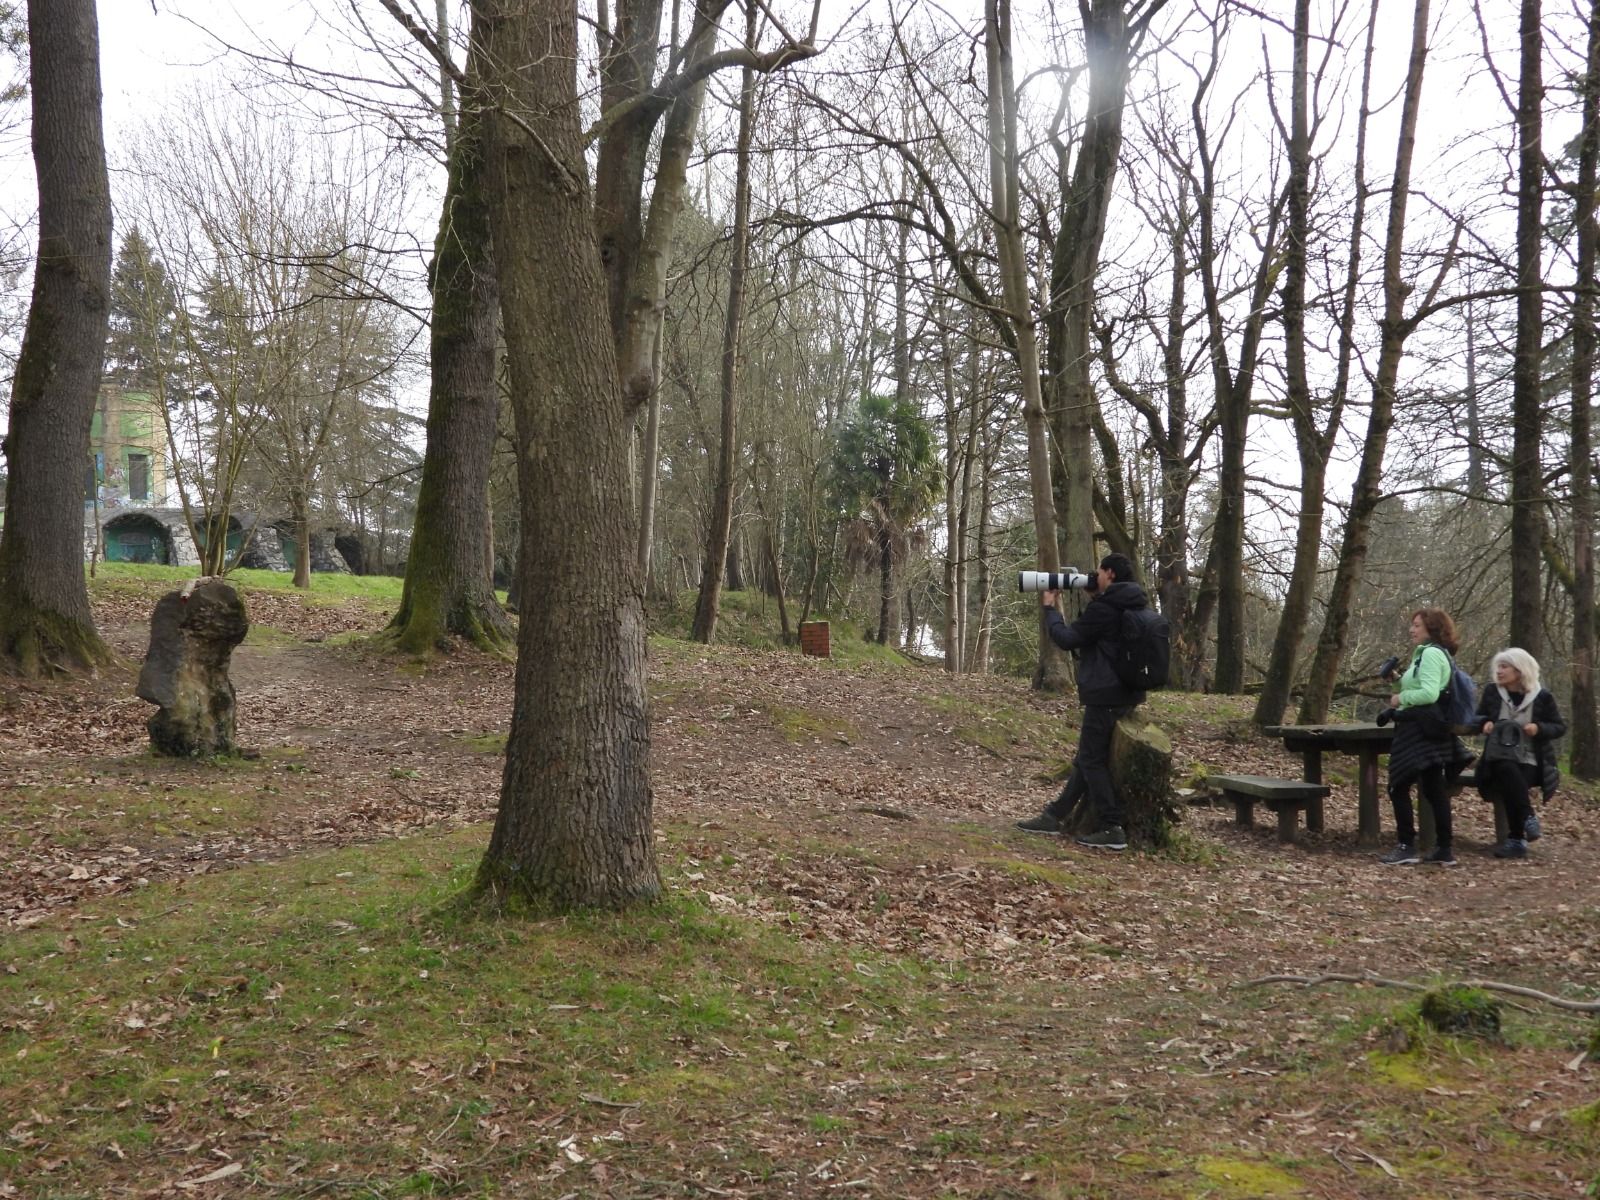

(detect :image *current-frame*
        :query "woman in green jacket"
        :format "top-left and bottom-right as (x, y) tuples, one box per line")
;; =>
(1378, 608), (1473, 866)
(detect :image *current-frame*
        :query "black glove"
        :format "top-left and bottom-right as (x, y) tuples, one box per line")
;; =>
(1375, 706), (1394, 726)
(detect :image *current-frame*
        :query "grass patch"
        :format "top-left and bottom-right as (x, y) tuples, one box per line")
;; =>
(923, 691), (1059, 756)
(1194, 1156), (1306, 1196)
(0, 830), (959, 1196)
(762, 702), (858, 744)
(91, 562), (404, 608)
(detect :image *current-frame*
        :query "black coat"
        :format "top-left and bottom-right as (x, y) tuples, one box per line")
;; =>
(1044, 580), (1150, 707)
(1475, 685), (1565, 800)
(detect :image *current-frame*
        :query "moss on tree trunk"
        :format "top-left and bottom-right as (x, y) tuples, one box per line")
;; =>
(0, 0), (113, 677)
(470, 0), (659, 911)
(388, 76), (512, 658)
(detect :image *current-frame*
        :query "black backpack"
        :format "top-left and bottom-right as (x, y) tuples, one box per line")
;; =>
(1111, 606), (1171, 691)
(1433, 648), (1478, 728)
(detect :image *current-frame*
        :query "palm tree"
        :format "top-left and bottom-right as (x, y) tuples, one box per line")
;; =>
(828, 394), (941, 644)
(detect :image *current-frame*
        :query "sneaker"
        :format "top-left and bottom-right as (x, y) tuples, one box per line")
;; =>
(1524, 813), (1542, 842)
(1424, 845), (1458, 867)
(1492, 838), (1528, 859)
(1379, 843), (1420, 866)
(1016, 812), (1063, 835)
(1075, 826), (1128, 851)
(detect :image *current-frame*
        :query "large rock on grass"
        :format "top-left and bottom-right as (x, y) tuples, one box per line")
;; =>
(136, 579), (249, 757)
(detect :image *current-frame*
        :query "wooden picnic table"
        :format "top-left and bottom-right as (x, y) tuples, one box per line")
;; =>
(1262, 722), (1394, 847)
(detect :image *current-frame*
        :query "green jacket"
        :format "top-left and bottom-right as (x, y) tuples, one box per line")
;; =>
(1397, 643), (1450, 710)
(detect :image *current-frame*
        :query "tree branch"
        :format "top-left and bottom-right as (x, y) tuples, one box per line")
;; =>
(1244, 970), (1600, 1014)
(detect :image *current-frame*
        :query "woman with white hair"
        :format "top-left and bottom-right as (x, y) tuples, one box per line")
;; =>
(1475, 648), (1565, 859)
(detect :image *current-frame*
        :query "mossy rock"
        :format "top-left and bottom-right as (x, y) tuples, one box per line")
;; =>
(1419, 986), (1502, 1039)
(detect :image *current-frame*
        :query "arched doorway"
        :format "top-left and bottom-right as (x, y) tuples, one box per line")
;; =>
(103, 512), (174, 564)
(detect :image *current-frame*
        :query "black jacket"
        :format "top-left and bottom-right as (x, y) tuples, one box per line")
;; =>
(1475, 685), (1565, 800)
(1044, 580), (1150, 708)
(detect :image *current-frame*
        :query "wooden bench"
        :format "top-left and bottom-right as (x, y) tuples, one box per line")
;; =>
(1208, 774), (1333, 844)
(1442, 767), (1511, 845)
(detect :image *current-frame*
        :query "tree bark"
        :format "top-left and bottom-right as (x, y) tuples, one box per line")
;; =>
(473, 0), (659, 911)
(1298, 0), (1433, 721)
(985, 0), (1068, 690)
(1568, 0), (1600, 778)
(391, 88), (513, 655)
(1509, 0), (1546, 660)
(0, 0), (113, 675)
(691, 30), (756, 645)
(1253, 0), (1321, 726)
(289, 487), (312, 590)
(1043, 0), (1166, 583)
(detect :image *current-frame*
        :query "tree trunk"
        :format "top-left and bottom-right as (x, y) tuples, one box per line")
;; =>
(473, 0), (659, 911)
(1509, 0), (1546, 660)
(941, 323), (962, 672)
(876, 520), (893, 644)
(0, 0), (113, 675)
(1252, 0), (1317, 726)
(1045, 0), (1145, 582)
(636, 321), (664, 583)
(691, 37), (755, 644)
(1189, 28), (1280, 695)
(985, 0), (1068, 690)
(1569, 0), (1600, 778)
(390, 87), (512, 654)
(290, 489), (312, 590)
(1298, 0), (1433, 722)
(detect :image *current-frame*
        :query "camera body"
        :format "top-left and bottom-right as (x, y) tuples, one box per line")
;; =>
(1018, 569), (1093, 593)
(1377, 655), (1401, 681)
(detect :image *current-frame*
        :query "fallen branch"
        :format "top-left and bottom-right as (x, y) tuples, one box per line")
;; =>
(1244, 970), (1600, 1014)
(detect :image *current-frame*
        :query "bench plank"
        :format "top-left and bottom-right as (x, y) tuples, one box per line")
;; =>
(1209, 774), (1332, 843)
(1207, 774), (1331, 801)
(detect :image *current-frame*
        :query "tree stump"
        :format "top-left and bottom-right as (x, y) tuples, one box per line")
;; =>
(1063, 713), (1178, 848)
(136, 580), (249, 757)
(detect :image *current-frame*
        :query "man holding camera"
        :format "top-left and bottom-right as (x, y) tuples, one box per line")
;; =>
(1016, 553), (1151, 850)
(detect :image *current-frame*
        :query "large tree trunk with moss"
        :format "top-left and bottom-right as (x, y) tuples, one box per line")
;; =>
(0, 0), (113, 675)
(472, 0), (659, 910)
(390, 92), (512, 655)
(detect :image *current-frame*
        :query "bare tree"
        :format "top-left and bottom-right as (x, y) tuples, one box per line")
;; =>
(692, 5), (759, 643)
(1509, 0), (1546, 658)
(1299, 0), (1451, 721)
(1567, 0), (1600, 776)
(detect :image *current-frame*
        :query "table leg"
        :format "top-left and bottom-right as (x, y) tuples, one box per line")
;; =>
(1358, 746), (1383, 846)
(1302, 750), (1322, 785)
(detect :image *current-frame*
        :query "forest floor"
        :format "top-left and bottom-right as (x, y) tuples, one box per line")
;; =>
(1, 569), (1597, 1199)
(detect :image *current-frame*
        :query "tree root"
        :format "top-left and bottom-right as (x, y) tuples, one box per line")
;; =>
(1244, 970), (1600, 1014)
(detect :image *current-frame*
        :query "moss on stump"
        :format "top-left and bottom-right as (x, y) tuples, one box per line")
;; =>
(1419, 986), (1502, 1039)
(1062, 713), (1178, 849)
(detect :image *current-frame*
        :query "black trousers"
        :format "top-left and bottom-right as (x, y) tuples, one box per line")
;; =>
(1389, 764), (1452, 850)
(1478, 758), (1538, 841)
(1048, 705), (1132, 829)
